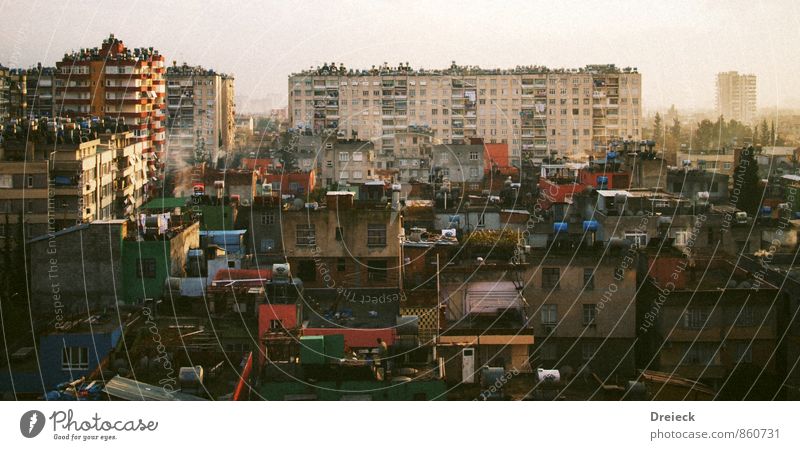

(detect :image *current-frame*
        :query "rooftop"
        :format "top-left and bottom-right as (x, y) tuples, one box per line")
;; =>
(291, 62), (638, 78)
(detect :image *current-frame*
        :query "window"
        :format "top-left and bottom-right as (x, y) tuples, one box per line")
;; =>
(27, 175), (34, 188)
(261, 213), (275, 225)
(684, 307), (709, 329)
(296, 224), (316, 247)
(469, 151), (478, 161)
(367, 223), (387, 247)
(0, 175), (12, 188)
(734, 342), (752, 363)
(337, 258), (346, 272)
(368, 260), (388, 282)
(687, 343), (718, 365)
(62, 346), (89, 370)
(542, 268), (560, 289)
(583, 268), (595, 290)
(269, 319), (283, 330)
(583, 304), (597, 326)
(352, 152), (363, 161)
(339, 153), (349, 162)
(736, 306), (756, 326)
(136, 258), (156, 278)
(541, 304), (557, 325)
(581, 342), (597, 361)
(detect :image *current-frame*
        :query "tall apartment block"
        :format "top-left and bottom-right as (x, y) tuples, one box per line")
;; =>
(716, 71), (757, 124)
(165, 62), (235, 173)
(25, 64), (57, 119)
(288, 63), (641, 163)
(0, 65), (27, 120)
(54, 34), (166, 184)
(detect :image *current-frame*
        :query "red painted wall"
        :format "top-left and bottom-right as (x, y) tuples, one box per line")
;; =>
(303, 328), (396, 348)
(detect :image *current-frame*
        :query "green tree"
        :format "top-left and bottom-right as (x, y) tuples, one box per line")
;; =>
(652, 112), (663, 147)
(753, 124), (759, 146)
(664, 117), (682, 154)
(760, 119), (769, 146)
(734, 145), (763, 216)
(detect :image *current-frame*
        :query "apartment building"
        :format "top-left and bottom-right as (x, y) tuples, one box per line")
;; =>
(165, 63), (236, 173)
(0, 122), (150, 240)
(524, 252), (637, 377)
(103, 131), (148, 217)
(0, 148), (49, 240)
(54, 34), (165, 181)
(431, 143), (484, 189)
(288, 63), (641, 163)
(716, 71), (757, 124)
(0, 65), (27, 120)
(280, 191), (403, 289)
(24, 64), (57, 118)
(637, 256), (785, 390)
(49, 137), (116, 228)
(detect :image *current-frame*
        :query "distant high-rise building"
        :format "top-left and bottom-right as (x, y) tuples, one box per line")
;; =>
(716, 71), (757, 123)
(165, 62), (235, 172)
(25, 64), (57, 119)
(288, 63), (642, 163)
(55, 34), (166, 186)
(0, 65), (27, 120)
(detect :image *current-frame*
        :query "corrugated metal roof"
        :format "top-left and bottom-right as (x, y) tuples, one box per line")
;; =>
(465, 281), (521, 315)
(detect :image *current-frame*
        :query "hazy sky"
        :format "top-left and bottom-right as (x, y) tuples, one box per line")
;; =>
(1, 0), (798, 112)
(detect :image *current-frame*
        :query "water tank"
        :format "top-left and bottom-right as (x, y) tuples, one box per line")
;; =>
(760, 206), (772, 216)
(553, 222), (568, 233)
(596, 175), (609, 187)
(583, 220), (598, 232)
(606, 151), (617, 160)
(536, 368), (561, 384)
(272, 263), (290, 283)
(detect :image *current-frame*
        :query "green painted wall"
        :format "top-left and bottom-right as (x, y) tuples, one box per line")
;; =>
(121, 240), (172, 304)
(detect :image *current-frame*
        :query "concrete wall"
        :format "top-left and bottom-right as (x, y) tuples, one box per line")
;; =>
(29, 221), (126, 318)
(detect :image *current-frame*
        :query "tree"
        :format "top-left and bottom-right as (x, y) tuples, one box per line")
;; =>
(753, 124), (759, 146)
(760, 119), (769, 146)
(652, 113), (663, 147)
(734, 145), (763, 216)
(664, 117), (682, 155)
(770, 121), (776, 145)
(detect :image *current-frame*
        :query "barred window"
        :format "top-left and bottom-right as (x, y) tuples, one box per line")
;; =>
(296, 224), (316, 247)
(367, 223), (387, 247)
(684, 307), (709, 329)
(62, 347), (89, 370)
